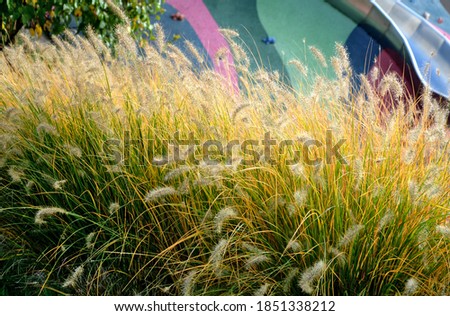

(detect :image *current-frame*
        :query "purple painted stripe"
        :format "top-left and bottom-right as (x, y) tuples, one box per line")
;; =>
(166, 0), (238, 90)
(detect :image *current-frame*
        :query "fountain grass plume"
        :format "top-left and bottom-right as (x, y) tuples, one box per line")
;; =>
(35, 207), (69, 225)
(214, 207), (237, 234)
(299, 260), (326, 295)
(62, 265), (84, 288)
(144, 186), (178, 202)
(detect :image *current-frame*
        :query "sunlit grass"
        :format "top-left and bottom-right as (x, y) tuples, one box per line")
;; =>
(0, 25), (449, 295)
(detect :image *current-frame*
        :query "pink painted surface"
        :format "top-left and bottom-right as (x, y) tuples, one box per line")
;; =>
(432, 24), (450, 40)
(166, 0), (238, 90)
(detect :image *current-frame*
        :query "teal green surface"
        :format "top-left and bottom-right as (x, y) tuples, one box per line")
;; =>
(257, 0), (356, 86)
(203, 0), (289, 82)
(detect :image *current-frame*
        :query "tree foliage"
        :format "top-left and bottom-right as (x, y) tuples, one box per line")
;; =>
(0, 0), (165, 48)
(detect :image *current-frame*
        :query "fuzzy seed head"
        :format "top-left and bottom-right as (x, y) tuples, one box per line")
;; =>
(283, 267), (300, 294)
(379, 73), (403, 100)
(231, 102), (251, 122)
(86, 232), (96, 249)
(294, 189), (308, 207)
(8, 167), (23, 183)
(53, 180), (67, 191)
(353, 159), (364, 190)
(25, 180), (35, 194)
(403, 277), (419, 295)
(378, 210), (394, 231)
(164, 166), (191, 182)
(425, 184), (441, 200)
(253, 283), (270, 296)
(297, 131), (314, 142)
(105, 0), (129, 24)
(36, 123), (59, 136)
(62, 265), (84, 288)
(210, 239), (228, 276)
(178, 177), (190, 195)
(290, 163), (306, 178)
(4, 107), (19, 120)
(436, 225), (450, 238)
(215, 47), (229, 64)
(312, 173), (326, 188)
(372, 184), (385, 199)
(370, 66), (380, 82)
(338, 224), (364, 248)
(328, 247), (347, 266)
(108, 202), (120, 215)
(408, 180), (419, 202)
(35, 207), (68, 225)
(402, 148), (416, 165)
(64, 144), (82, 158)
(286, 240), (302, 252)
(200, 162), (227, 176)
(184, 40), (204, 64)
(335, 43), (350, 73)
(309, 46), (327, 68)
(106, 164), (123, 173)
(289, 59), (308, 77)
(144, 186), (178, 203)
(242, 242), (264, 254)
(417, 227), (429, 250)
(287, 203), (297, 216)
(181, 270), (197, 296)
(298, 260), (326, 294)
(407, 127), (421, 145)
(154, 23), (166, 53)
(245, 254), (269, 270)
(214, 207), (237, 234)
(219, 28), (239, 39)
(77, 170), (87, 178)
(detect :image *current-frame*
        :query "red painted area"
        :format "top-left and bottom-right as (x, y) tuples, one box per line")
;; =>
(376, 49), (415, 93)
(166, 0), (238, 90)
(369, 48), (420, 110)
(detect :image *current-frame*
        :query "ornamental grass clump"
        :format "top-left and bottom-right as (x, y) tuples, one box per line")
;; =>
(0, 24), (449, 295)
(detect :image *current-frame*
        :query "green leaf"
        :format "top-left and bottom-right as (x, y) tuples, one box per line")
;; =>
(63, 3), (73, 12)
(2, 0), (166, 48)
(20, 6), (35, 25)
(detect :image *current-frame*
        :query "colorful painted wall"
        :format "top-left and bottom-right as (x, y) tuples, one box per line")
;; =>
(157, 0), (450, 93)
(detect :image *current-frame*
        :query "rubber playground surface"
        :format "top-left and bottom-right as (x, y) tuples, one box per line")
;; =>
(159, 0), (450, 92)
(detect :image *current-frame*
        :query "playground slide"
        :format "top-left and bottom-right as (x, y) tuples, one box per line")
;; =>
(328, 0), (450, 98)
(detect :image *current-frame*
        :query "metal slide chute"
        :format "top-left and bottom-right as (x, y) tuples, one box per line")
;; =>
(328, 0), (450, 98)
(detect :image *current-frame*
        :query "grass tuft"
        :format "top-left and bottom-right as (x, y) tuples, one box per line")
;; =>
(0, 26), (449, 295)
